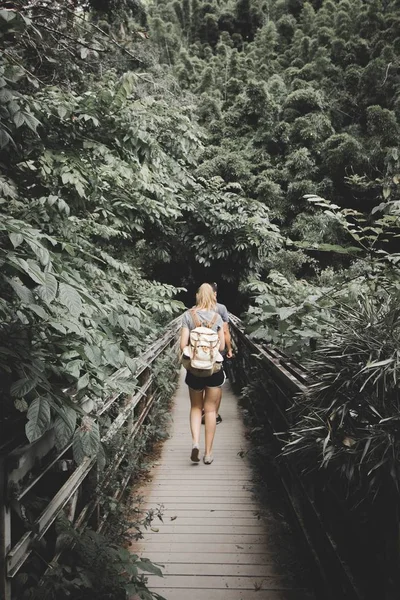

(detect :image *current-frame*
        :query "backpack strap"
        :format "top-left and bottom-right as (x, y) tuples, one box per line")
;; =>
(190, 308), (201, 328)
(207, 312), (219, 329)
(190, 309), (218, 330)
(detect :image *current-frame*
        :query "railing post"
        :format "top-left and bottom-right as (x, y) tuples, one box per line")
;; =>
(0, 457), (12, 600)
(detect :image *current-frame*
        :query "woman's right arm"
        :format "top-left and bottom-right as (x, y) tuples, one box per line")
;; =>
(180, 326), (189, 351)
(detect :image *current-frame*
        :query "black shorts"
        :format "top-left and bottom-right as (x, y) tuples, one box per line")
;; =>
(185, 369), (226, 391)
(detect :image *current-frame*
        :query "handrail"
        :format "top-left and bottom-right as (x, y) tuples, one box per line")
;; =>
(228, 315), (363, 600)
(0, 316), (181, 600)
(229, 313), (308, 396)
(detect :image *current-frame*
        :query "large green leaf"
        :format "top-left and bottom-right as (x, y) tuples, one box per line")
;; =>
(13, 111), (25, 128)
(10, 377), (37, 397)
(0, 129), (12, 148)
(36, 272), (58, 304)
(25, 396), (51, 442)
(118, 314), (131, 330)
(9, 232), (23, 248)
(0, 88), (14, 103)
(54, 406), (77, 448)
(278, 306), (298, 320)
(27, 239), (50, 266)
(84, 344), (102, 367)
(49, 321), (67, 334)
(60, 318), (85, 335)
(9, 257), (47, 285)
(59, 283), (83, 316)
(22, 111), (40, 132)
(7, 277), (34, 304)
(104, 343), (125, 368)
(125, 356), (137, 373)
(29, 304), (48, 319)
(77, 372), (90, 391)
(136, 558), (163, 577)
(109, 378), (136, 394)
(0, 9), (17, 22)
(72, 418), (100, 463)
(65, 359), (83, 379)
(27, 259), (48, 285)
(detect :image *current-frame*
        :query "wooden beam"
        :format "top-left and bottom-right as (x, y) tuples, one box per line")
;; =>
(7, 457), (94, 577)
(229, 319), (307, 395)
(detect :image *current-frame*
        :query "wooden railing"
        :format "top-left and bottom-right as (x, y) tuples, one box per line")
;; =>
(228, 315), (364, 600)
(0, 316), (181, 600)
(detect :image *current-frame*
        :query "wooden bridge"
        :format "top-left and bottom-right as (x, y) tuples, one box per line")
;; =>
(1, 315), (392, 600)
(130, 370), (314, 600)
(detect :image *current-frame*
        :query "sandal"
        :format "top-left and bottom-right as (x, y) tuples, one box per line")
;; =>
(190, 445), (200, 462)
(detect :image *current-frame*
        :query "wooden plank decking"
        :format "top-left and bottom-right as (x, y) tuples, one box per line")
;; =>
(130, 369), (315, 600)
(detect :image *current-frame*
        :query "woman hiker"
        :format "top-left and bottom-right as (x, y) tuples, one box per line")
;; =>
(180, 283), (225, 465)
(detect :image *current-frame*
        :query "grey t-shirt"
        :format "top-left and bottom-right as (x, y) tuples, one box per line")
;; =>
(182, 309), (223, 333)
(216, 302), (229, 323)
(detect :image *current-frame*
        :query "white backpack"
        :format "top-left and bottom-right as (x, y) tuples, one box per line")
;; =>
(182, 309), (223, 377)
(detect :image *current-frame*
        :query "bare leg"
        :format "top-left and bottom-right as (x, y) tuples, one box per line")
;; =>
(203, 386), (220, 457)
(215, 387), (222, 416)
(189, 387), (204, 447)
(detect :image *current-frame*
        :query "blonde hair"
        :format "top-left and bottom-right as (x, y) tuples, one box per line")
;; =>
(195, 283), (216, 311)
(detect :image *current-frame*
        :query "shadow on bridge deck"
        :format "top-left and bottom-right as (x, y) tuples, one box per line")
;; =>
(129, 368), (316, 600)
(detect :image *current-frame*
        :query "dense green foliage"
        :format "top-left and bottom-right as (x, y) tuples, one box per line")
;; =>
(1, 1), (282, 454)
(2, 2), (400, 585)
(152, 0), (400, 229)
(0, 1), (185, 453)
